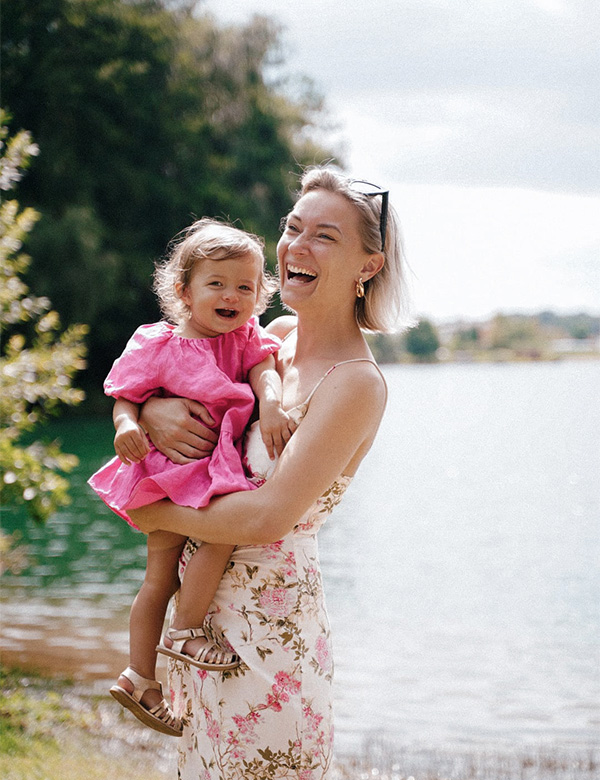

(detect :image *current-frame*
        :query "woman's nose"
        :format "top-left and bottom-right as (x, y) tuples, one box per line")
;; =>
(289, 232), (308, 255)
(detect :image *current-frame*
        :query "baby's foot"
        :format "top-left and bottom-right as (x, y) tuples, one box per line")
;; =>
(116, 672), (164, 710)
(163, 630), (220, 664)
(159, 627), (239, 669)
(110, 666), (182, 737)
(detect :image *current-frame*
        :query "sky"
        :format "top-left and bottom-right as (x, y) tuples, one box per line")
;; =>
(201, 0), (599, 322)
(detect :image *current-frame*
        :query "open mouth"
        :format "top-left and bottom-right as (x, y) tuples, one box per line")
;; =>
(287, 264), (317, 283)
(216, 308), (238, 319)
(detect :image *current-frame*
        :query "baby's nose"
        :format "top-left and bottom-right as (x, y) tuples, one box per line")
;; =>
(221, 287), (238, 302)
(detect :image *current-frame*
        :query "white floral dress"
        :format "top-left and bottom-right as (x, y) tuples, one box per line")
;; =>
(169, 360), (381, 780)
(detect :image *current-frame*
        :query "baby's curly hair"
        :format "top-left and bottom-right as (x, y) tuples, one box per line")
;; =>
(153, 218), (278, 325)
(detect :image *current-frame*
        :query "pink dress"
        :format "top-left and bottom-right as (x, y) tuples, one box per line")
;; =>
(88, 317), (280, 526)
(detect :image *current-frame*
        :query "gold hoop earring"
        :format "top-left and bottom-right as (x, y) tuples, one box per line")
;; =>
(355, 278), (365, 298)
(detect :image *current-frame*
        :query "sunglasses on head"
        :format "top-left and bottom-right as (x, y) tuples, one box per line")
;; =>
(348, 179), (389, 252)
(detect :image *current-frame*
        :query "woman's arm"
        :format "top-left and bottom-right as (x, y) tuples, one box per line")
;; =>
(130, 362), (386, 544)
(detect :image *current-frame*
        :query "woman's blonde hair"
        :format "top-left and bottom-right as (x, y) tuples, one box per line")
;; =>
(299, 166), (414, 333)
(153, 218), (277, 325)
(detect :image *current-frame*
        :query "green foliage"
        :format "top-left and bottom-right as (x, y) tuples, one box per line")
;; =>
(0, 670), (72, 757)
(1, 0), (336, 400)
(367, 332), (408, 363)
(453, 326), (480, 349)
(0, 114), (88, 522)
(404, 318), (440, 360)
(487, 313), (544, 352)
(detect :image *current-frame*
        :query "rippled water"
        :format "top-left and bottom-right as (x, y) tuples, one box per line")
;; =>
(2, 359), (599, 758)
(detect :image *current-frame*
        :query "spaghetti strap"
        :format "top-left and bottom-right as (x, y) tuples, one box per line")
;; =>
(299, 358), (388, 412)
(280, 324), (387, 416)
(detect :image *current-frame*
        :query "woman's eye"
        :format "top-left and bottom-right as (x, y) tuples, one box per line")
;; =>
(319, 233), (334, 241)
(286, 223), (300, 233)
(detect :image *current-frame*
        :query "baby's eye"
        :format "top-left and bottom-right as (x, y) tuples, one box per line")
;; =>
(239, 284), (253, 292)
(208, 281), (222, 287)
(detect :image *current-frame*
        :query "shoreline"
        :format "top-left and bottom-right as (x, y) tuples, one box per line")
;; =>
(1, 663), (597, 780)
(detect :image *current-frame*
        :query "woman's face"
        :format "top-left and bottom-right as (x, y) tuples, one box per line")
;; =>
(277, 189), (373, 312)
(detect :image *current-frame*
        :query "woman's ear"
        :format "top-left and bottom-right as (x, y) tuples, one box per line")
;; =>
(360, 252), (385, 282)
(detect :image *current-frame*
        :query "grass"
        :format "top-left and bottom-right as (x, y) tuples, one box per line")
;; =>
(0, 666), (175, 780)
(1, 665), (597, 780)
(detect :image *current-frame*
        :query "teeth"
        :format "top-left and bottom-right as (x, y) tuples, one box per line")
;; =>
(288, 264), (317, 277)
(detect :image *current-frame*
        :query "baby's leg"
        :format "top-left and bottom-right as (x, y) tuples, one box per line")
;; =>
(167, 542), (235, 661)
(119, 530), (186, 709)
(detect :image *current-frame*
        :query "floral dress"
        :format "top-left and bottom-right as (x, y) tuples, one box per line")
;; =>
(168, 360), (380, 780)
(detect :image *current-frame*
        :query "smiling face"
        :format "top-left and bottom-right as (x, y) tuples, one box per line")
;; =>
(176, 251), (262, 338)
(277, 188), (380, 315)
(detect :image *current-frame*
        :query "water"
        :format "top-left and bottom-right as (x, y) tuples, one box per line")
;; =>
(1, 359), (599, 758)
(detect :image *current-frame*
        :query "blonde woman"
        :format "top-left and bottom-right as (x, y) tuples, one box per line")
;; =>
(133, 166), (412, 778)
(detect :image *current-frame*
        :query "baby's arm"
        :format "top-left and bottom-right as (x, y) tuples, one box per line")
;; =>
(248, 355), (297, 460)
(113, 397), (151, 465)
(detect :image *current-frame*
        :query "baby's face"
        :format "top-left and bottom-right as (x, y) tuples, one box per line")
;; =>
(177, 251), (262, 338)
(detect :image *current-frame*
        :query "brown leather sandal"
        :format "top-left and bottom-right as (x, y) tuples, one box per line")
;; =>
(157, 627), (240, 671)
(109, 666), (182, 737)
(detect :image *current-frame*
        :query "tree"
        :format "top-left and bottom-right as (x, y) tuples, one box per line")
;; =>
(486, 314), (545, 354)
(405, 318), (440, 361)
(1, 0), (335, 401)
(0, 113), (88, 523)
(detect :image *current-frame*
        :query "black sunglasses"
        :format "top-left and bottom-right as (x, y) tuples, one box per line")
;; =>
(349, 179), (389, 251)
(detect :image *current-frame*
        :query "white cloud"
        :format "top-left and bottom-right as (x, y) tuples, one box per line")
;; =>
(206, 0), (600, 193)
(394, 184), (600, 319)
(201, 0), (600, 318)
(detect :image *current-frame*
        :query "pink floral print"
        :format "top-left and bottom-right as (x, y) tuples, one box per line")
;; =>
(168, 476), (352, 780)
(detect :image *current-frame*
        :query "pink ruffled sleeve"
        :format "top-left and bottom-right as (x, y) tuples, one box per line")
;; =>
(103, 323), (167, 402)
(240, 316), (281, 377)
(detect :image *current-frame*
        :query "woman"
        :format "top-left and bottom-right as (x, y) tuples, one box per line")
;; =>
(131, 166), (412, 778)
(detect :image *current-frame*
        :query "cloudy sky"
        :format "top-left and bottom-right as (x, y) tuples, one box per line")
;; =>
(203, 0), (599, 321)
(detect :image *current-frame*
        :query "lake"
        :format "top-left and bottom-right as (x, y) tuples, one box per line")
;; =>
(1, 359), (599, 761)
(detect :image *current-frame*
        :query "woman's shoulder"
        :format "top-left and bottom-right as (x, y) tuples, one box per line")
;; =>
(264, 315), (297, 341)
(305, 357), (387, 420)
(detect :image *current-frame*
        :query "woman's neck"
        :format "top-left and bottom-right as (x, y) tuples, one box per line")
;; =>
(292, 308), (368, 365)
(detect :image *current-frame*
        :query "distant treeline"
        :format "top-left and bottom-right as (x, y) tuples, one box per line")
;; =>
(369, 311), (600, 363)
(1, 0), (335, 407)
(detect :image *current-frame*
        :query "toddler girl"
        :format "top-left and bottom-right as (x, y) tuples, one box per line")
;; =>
(88, 219), (295, 736)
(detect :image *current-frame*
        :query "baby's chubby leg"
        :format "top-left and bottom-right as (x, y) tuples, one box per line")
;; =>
(165, 542), (235, 662)
(119, 530), (186, 709)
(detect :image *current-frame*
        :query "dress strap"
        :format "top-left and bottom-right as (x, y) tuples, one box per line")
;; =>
(298, 358), (388, 413)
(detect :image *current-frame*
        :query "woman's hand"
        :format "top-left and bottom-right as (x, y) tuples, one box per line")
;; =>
(139, 396), (218, 464)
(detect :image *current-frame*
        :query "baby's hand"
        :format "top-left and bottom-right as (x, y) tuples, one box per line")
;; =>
(114, 418), (151, 465)
(259, 403), (298, 460)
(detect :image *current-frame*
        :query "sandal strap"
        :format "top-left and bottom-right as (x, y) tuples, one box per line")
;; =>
(163, 627), (238, 667)
(120, 666), (162, 703)
(192, 639), (237, 666)
(149, 699), (180, 729)
(164, 627), (206, 654)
